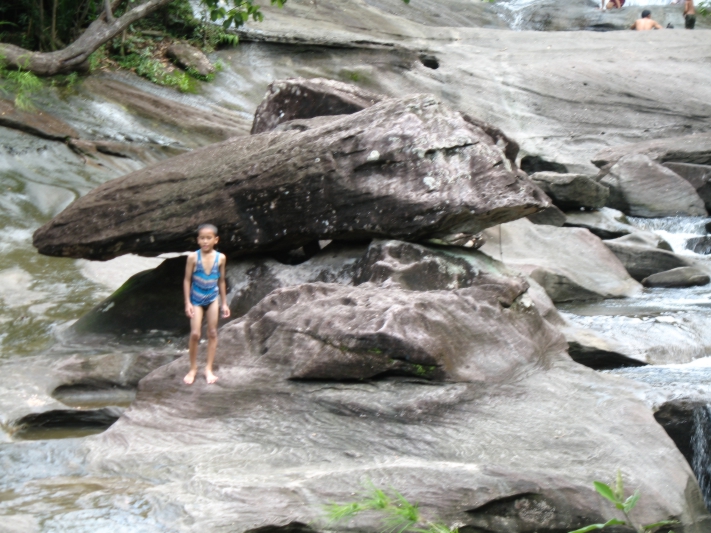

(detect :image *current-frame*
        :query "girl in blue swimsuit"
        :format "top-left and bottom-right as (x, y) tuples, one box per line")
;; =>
(183, 224), (230, 385)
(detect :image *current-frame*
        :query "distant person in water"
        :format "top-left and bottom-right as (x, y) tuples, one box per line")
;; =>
(183, 224), (230, 385)
(631, 10), (664, 29)
(601, 0), (625, 10)
(684, 0), (696, 28)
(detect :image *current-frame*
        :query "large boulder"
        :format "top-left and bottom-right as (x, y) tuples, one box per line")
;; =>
(251, 77), (386, 134)
(166, 43), (215, 77)
(33, 95), (549, 260)
(593, 133), (711, 168)
(664, 162), (711, 212)
(600, 154), (707, 218)
(479, 218), (641, 302)
(604, 233), (693, 281)
(71, 239), (558, 337)
(529, 171), (609, 210)
(79, 278), (711, 532)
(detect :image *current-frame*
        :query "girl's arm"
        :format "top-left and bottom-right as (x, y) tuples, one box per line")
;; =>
(219, 255), (230, 318)
(184, 253), (196, 318)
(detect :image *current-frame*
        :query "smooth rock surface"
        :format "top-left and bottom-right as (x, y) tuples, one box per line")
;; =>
(527, 205), (567, 227)
(601, 154), (707, 218)
(564, 207), (636, 239)
(530, 171), (609, 210)
(593, 133), (711, 169)
(0, 99), (78, 141)
(604, 233), (693, 281)
(642, 267), (711, 289)
(251, 77), (385, 134)
(77, 279), (711, 532)
(167, 43), (215, 77)
(33, 94), (549, 260)
(664, 162), (711, 213)
(480, 218), (641, 302)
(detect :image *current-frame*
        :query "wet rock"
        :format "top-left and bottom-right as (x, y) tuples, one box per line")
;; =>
(664, 162), (711, 212)
(166, 43), (215, 77)
(480, 218), (641, 302)
(563, 207), (636, 240)
(604, 233), (692, 281)
(33, 94), (549, 260)
(526, 205), (566, 227)
(642, 267), (710, 289)
(686, 236), (711, 255)
(562, 325), (647, 370)
(82, 78), (249, 147)
(654, 401), (707, 472)
(251, 77), (385, 134)
(600, 154), (707, 218)
(593, 133), (711, 168)
(530, 172), (609, 210)
(0, 99), (78, 141)
(82, 279), (710, 532)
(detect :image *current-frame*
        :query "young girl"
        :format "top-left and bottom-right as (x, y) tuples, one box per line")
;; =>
(183, 224), (230, 384)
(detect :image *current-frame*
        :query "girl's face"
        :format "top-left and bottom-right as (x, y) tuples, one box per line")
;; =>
(197, 229), (219, 251)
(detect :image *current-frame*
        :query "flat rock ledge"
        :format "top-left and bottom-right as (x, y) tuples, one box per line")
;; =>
(33, 94), (548, 260)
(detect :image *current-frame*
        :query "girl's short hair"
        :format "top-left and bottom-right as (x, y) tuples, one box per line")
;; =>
(197, 223), (218, 235)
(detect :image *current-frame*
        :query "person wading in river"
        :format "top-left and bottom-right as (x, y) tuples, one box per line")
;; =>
(183, 224), (230, 385)
(630, 10), (664, 30)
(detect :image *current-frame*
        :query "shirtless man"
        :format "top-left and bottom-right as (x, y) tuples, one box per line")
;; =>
(630, 10), (663, 30)
(684, 0), (696, 29)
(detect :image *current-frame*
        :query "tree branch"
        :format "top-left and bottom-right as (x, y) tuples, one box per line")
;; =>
(0, 0), (174, 75)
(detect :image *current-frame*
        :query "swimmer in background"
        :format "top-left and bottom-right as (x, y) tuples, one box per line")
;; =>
(183, 224), (230, 385)
(630, 9), (664, 30)
(601, 0), (625, 11)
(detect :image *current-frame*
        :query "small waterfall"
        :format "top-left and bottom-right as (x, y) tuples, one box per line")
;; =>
(692, 405), (711, 510)
(627, 216), (711, 256)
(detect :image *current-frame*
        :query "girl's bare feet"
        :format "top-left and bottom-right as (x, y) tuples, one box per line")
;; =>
(184, 368), (198, 384)
(205, 370), (219, 384)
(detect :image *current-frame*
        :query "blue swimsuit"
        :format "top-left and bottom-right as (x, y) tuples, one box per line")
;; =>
(190, 250), (220, 307)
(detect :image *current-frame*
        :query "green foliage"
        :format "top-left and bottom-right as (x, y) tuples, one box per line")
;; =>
(0, 58), (43, 110)
(569, 471), (678, 533)
(116, 48), (197, 92)
(698, 2), (710, 17)
(325, 483), (457, 533)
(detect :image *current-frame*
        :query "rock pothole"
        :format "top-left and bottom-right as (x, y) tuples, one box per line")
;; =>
(11, 407), (122, 440)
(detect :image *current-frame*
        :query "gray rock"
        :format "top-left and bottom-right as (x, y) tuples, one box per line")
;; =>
(604, 233), (692, 281)
(78, 279), (710, 532)
(530, 171), (609, 210)
(600, 154), (707, 218)
(0, 98), (78, 141)
(593, 133), (711, 169)
(526, 205), (567, 227)
(33, 94), (549, 260)
(561, 324), (647, 370)
(480, 218), (641, 302)
(642, 267), (710, 289)
(664, 162), (711, 212)
(686, 236), (711, 255)
(251, 77), (385, 134)
(564, 207), (636, 239)
(519, 155), (568, 175)
(166, 43), (215, 77)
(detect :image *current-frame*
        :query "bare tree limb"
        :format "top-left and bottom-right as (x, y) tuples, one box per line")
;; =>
(104, 0), (115, 23)
(0, 0), (175, 75)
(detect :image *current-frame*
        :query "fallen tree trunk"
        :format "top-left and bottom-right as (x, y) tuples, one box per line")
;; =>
(0, 0), (174, 75)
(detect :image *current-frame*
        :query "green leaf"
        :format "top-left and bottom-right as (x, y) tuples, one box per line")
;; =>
(614, 470), (624, 501)
(623, 491), (640, 514)
(593, 482), (619, 505)
(642, 520), (679, 530)
(568, 518), (625, 533)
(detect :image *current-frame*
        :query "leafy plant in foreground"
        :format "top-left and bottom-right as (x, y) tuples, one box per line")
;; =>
(569, 471), (678, 533)
(325, 483), (457, 533)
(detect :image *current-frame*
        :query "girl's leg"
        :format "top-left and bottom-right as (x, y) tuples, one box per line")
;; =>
(204, 300), (220, 384)
(184, 305), (205, 384)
